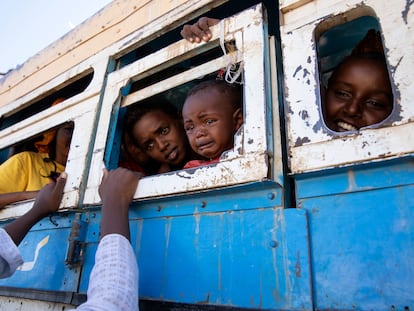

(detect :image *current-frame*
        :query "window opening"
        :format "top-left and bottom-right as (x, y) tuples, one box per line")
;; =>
(0, 121), (74, 207)
(128, 45), (227, 93)
(85, 3), (271, 202)
(316, 15), (394, 133)
(112, 71), (224, 175)
(0, 70), (93, 131)
(107, 38), (243, 176)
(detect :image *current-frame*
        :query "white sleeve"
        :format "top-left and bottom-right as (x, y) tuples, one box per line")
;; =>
(74, 234), (139, 311)
(0, 228), (23, 279)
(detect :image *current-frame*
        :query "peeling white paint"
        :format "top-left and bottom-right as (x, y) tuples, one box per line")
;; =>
(281, 0), (414, 173)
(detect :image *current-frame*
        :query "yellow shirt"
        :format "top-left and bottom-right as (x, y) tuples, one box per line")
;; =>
(0, 152), (65, 194)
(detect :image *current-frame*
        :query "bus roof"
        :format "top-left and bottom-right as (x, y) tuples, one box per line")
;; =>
(0, 0), (191, 106)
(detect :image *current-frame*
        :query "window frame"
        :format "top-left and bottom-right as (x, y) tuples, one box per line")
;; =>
(0, 59), (106, 220)
(280, 0), (414, 174)
(83, 4), (275, 203)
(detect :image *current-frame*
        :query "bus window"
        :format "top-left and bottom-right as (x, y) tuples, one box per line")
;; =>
(281, 2), (411, 174)
(315, 15), (394, 133)
(109, 53), (243, 175)
(0, 122), (74, 209)
(84, 4), (274, 202)
(0, 70), (93, 131)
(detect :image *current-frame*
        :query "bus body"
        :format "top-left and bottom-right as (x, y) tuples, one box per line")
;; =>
(0, 0), (413, 310)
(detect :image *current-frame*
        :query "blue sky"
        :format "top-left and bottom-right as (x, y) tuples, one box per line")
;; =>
(1, 0), (112, 74)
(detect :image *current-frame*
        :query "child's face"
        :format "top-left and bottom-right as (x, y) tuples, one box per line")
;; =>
(324, 58), (393, 132)
(183, 88), (242, 159)
(55, 122), (74, 165)
(132, 110), (188, 167)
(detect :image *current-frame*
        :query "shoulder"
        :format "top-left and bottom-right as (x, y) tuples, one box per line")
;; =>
(3, 152), (51, 170)
(7, 151), (45, 161)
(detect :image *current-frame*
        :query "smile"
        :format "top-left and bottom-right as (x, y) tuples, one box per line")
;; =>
(337, 121), (358, 131)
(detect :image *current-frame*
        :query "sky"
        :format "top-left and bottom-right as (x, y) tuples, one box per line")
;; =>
(0, 0), (112, 74)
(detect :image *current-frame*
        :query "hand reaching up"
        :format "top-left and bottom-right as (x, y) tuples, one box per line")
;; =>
(99, 168), (144, 239)
(5, 172), (67, 246)
(32, 172), (67, 218)
(181, 17), (220, 43)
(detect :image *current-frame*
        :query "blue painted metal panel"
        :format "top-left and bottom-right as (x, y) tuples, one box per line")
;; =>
(296, 158), (414, 310)
(78, 182), (313, 310)
(296, 157), (414, 199)
(0, 213), (80, 292)
(133, 207), (312, 310)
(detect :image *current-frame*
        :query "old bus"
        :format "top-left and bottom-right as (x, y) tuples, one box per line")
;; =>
(0, 0), (413, 310)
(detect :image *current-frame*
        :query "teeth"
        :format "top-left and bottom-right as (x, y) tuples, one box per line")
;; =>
(337, 121), (357, 131)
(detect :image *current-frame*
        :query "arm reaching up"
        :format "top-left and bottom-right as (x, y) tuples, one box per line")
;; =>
(76, 168), (143, 311)
(4, 172), (67, 246)
(98, 168), (142, 240)
(0, 173), (67, 278)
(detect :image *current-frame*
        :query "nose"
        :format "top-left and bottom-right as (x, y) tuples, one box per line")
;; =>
(155, 137), (168, 152)
(343, 97), (362, 118)
(195, 125), (207, 138)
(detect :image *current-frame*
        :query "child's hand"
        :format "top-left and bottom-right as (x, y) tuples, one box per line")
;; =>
(181, 17), (220, 43)
(32, 172), (67, 217)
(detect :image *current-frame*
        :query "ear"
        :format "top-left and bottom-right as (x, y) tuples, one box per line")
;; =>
(232, 108), (243, 131)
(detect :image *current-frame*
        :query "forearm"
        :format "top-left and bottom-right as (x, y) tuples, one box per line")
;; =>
(4, 208), (44, 246)
(0, 191), (38, 209)
(100, 200), (130, 240)
(75, 235), (138, 311)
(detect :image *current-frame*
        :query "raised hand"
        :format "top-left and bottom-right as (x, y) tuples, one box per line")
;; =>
(181, 17), (220, 43)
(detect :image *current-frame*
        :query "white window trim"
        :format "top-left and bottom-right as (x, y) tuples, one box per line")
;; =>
(280, 0), (414, 174)
(84, 4), (273, 203)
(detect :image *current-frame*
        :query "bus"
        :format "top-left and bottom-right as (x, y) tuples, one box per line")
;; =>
(0, 0), (412, 310)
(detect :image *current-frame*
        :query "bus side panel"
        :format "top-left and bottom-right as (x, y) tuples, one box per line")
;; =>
(296, 158), (414, 310)
(79, 183), (313, 310)
(134, 207), (311, 310)
(0, 213), (80, 292)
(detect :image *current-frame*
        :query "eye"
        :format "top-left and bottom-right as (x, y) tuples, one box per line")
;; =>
(145, 142), (154, 151)
(205, 118), (215, 125)
(334, 89), (352, 99)
(161, 127), (169, 135)
(185, 124), (194, 132)
(365, 99), (389, 110)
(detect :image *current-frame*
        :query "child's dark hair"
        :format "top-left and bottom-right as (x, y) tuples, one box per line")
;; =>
(124, 96), (180, 144)
(186, 79), (242, 112)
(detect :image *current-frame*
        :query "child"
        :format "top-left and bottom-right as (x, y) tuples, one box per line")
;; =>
(323, 29), (393, 132)
(182, 79), (243, 169)
(124, 97), (197, 173)
(0, 121), (74, 207)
